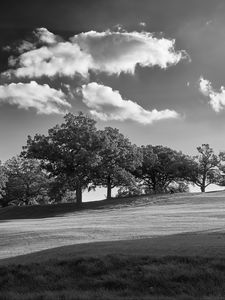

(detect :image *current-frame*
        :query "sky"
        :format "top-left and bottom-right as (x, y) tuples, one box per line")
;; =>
(1, 0), (225, 164)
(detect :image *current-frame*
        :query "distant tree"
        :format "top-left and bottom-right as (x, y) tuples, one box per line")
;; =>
(23, 113), (102, 204)
(116, 174), (143, 198)
(0, 161), (8, 201)
(138, 145), (192, 193)
(93, 127), (142, 199)
(188, 144), (223, 192)
(1, 156), (50, 206)
(167, 181), (190, 194)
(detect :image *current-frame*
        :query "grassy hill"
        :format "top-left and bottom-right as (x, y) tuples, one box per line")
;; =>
(1, 191), (225, 299)
(1, 191), (225, 260)
(0, 193), (181, 220)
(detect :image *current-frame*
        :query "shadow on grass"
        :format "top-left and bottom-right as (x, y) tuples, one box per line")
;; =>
(0, 198), (109, 220)
(0, 194), (162, 220)
(1, 255), (225, 299)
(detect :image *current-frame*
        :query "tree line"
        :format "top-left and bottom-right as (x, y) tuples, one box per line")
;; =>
(0, 112), (225, 207)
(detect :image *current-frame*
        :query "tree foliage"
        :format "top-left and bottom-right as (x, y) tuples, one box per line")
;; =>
(0, 161), (8, 201)
(2, 112), (225, 208)
(137, 145), (192, 193)
(93, 127), (142, 199)
(1, 156), (50, 206)
(23, 113), (102, 204)
(188, 144), (224, 192)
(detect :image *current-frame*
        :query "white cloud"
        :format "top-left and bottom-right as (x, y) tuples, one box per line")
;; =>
(199, 76), (225, 112)
(17, 41), (35, 54)
(139, 22), (146, 27)
(72, 30), (187, 74)
(7, 43), (92, 78)
(81, 82), (179, 124)
(5, 28), (188, 78)
(114, 24), (123, 31)
(34, 27), (59, 44)
(0, 81), (70, 114)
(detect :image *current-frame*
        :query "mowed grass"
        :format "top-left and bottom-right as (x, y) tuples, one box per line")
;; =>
(1, 255), (225, 300)
(1, 192), (225, 299)
(1, 191), (225, 259)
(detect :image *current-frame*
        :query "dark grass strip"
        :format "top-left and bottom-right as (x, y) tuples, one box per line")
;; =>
(1, 255), (225, 299)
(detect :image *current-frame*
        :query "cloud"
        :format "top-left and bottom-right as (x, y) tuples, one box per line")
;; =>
(17, 41), (35, 54)
(6, 42), (92, 78)
(0, 81), (70, 114)
(4, 28), (188, 78)
(72, 30), (187, 75)
(81, 82), (179, 124)
(139, 22), (146, 27)
(34, 27), (59, 44)
(199, 76), (225, 112)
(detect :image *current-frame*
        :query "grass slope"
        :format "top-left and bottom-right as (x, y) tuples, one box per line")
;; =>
(1, 255), (225, 300)
(1, 232), (225, 266)
(1, 191), (225, 260)
(0, 192), (190, 220)
(1, 191), (225, 299)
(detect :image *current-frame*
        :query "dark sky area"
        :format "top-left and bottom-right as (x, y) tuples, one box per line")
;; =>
(1, 0), (225, 162)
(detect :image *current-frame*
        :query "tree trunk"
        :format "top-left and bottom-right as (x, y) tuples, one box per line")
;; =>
(152, 183), (157, 194)
(201, 173), (206, 192)
(76, 185), (82, 205)
(107, 176), (112, 200)
(24, 185), (30, 205)
(151, 177), (157, 194)
(201, 186), (205, 192)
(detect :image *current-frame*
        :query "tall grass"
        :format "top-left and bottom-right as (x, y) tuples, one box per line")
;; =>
(1, 255), (225, 299)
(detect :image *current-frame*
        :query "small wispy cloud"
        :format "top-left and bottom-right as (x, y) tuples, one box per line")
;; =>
(81, 82), (179, 124)
(206, 20), (213, 26)
(0, 81), (70, 114)
(139, 22), (146, 27)
(114, 24), (123, 31)
(4, 28), (188, 79)
(199, 76), (225, 112)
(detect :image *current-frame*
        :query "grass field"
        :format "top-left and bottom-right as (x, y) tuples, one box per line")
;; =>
(1, 191), (225, 260)
(1, 255), (225, 300)
(1, 191), (225, 299)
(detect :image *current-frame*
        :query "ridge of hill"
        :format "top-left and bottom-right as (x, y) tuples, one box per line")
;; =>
(0, 192), (195, 220)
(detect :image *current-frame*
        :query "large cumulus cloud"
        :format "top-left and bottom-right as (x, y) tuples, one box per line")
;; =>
(81, 82), (179, 124)
(4, 28), (188, 78)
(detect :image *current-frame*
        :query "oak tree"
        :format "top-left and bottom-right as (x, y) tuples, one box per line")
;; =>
(93, 127), (142, 199)
(138, 145), (191, 193)
(2, 156), (50, 206)
(189, 144), (223, 192)
(23, 113), (102, 204)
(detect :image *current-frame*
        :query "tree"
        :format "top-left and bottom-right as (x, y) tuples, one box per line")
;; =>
(0, 161), (8, 202)
(93, 127), (142, 199)
(167, 181), (189, 193)
(1, 156), (51, 206)
(116, 174), (142, 198)
(189, 144), (223, 192)
(23, 113), (102, 204)
(138, 145), (192, 193)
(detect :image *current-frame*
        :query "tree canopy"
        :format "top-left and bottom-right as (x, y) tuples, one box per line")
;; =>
(188, 144), (224, 192)
(93, 127), (142, 199)
(0, 161), (7, 201)
(1, 113), (225, 207)
(1, 156), (50, 206)
(23, 112), (102, 204)
(137, 145), (193, 193)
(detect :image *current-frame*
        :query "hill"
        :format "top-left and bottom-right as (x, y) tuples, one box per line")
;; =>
(1, 191), (225, 261)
